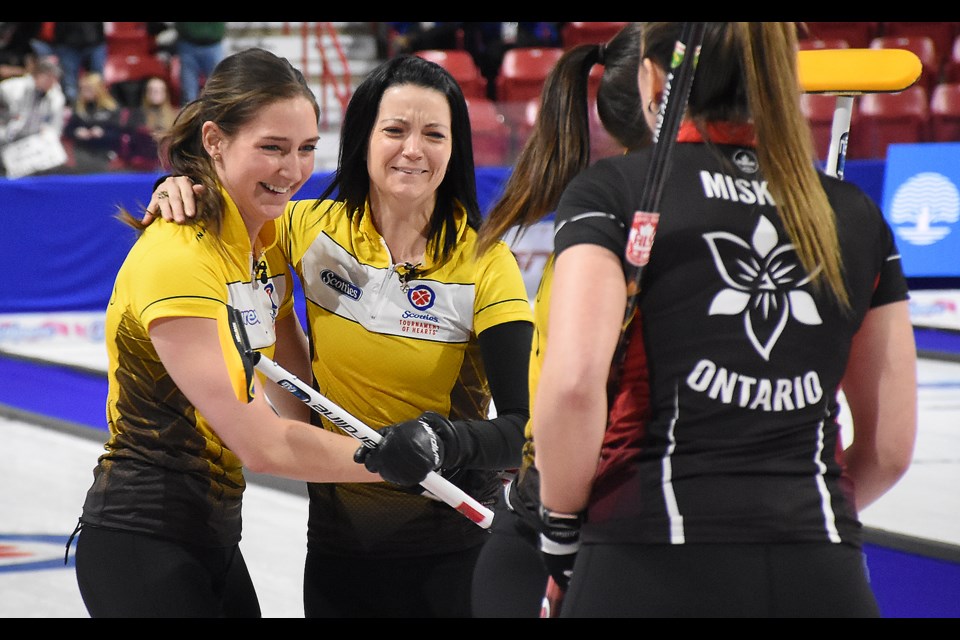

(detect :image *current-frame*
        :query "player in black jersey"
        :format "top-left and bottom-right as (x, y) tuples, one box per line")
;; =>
(534, 22), (917, 617)
(471, 23), (650, 618)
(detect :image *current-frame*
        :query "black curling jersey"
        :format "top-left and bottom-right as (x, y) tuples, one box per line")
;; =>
(552, 123), (909, 548)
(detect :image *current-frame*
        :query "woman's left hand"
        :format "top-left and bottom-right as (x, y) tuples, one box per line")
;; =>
(143, 176), (205, 226)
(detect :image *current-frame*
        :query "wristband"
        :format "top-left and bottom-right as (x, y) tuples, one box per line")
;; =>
(538, 504), (584, 541)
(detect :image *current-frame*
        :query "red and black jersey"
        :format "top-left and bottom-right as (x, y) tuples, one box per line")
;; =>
(553, 125), (908, 547)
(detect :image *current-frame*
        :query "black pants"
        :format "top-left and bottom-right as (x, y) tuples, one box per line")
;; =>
(562, 541), (881, 618)
(75, 524), (261, 618)
(303, 544), (483, 618)
(471, 501), (549, 618)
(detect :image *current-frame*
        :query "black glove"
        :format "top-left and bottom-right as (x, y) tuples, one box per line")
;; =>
(538, 504), (583, 591)
(353, 411), (459, 486)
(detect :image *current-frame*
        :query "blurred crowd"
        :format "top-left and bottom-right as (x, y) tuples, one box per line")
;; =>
(379, 22), (563, 100)
(1, 21), (570, 178)
(0, 22), (223, 178)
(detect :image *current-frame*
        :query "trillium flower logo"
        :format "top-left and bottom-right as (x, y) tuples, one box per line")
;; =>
(704, 216), (822, 361)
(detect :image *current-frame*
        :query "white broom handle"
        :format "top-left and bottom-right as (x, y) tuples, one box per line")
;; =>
(252, 352), (494, 529)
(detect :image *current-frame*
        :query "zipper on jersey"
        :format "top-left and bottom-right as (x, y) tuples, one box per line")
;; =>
(370, 267), (395, 319)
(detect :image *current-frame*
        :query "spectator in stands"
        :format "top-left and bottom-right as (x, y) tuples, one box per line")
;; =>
(63, 71), (125, 174)
(147, 22), (178, 61)
(462, 22), (563, 100)
(48, 22), (107, 107)
(123, 75), (178, 171)
(174, 22), (226, 104)
(0, 22), (44, 81)
(0, 55), (67, 177)
(385, 22), (463, 56)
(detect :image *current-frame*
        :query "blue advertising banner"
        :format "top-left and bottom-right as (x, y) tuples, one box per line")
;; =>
(882, 143), (960, 278)
(0, 160), (911, 313)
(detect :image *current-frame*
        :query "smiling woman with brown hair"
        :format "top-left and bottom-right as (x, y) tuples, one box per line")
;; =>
(147, 53), (534, 618)
(73, 47), (384, 619)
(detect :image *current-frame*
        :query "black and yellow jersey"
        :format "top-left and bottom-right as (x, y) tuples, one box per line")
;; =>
(81, 191), (295, 547)
(279, 199), (533, 556)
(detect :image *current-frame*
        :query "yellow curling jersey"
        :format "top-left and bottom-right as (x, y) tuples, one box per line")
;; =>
(504, 253), (553, 522)
(521, 253), (553, 473)
(80, 192), (294, 547)
(279, 199), (532, 556)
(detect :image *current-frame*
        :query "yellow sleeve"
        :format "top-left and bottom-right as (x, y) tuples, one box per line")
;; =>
(474, 239), (534, 335)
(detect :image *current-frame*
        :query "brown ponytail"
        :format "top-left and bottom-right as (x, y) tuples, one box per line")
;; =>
(737, 22), (850, 309)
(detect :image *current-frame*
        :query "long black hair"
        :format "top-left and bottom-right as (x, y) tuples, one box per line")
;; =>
(317, 54), (482, 263)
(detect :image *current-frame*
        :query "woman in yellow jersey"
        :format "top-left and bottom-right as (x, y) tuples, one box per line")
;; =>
(73, 48), (385, 619)
(148, 54), (533, 618)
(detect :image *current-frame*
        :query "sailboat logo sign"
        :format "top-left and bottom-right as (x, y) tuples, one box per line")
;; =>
(889, 171), (959, 246)
(882, 142), (960, 278)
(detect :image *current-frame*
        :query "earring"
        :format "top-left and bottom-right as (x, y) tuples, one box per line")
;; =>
(647, 99), (660, 114)
(214, 154), (222, 162)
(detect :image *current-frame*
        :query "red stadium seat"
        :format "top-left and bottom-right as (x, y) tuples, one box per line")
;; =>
(929, 82), (960, 143)
(944, 34), (960, 84)
(103, 53), (168, 86)
(505, 95), (624, 166)
(849, 85), (929, 159)
(465, 97), (512, 166)
(560, 22), (628, 48)
(104, 22), (157, 57)
(802, 22), (879, 49)
(495, 47), (563, 136)
(103, 53), (170, 108)
(495, 47), (564, 105)
(415, 49), (487, 99)
(870, 35), (940, 94)
(504, 97), (541, 160)
(800, 93), (858, 163)
(797, 38), (851, 51)
(882, 22), (958, 74)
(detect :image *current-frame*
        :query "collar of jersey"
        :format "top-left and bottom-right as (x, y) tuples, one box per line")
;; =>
(218, 187), (279, 255)
(677, 120), (757, 147)
(353, 198), (470, 271)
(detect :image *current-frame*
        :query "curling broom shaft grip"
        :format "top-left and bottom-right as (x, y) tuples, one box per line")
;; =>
(420, 471), (495, 528)
(252, 354), (494, 528)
